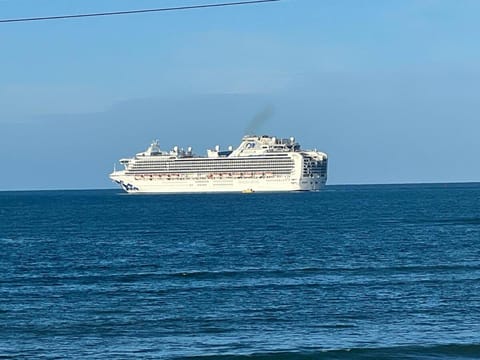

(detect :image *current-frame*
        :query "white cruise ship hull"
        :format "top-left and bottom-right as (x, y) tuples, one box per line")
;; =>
(110, 173), (326, 193)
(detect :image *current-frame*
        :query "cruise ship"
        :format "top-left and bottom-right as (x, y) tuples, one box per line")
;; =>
(109, 135), (328, 193)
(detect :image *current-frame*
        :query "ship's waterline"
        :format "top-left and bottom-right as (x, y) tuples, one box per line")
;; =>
(110, 135), (328, 193)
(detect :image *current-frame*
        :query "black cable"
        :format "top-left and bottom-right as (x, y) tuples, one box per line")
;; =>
(0, 0), (281, 24)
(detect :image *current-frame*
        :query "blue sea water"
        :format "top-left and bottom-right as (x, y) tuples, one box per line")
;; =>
(1, 184), (480, 359)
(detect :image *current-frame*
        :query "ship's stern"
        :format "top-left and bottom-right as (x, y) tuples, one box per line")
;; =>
(298, 151), (328, 191)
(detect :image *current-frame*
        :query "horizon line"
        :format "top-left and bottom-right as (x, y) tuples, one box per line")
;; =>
(1, 181), (479, 192)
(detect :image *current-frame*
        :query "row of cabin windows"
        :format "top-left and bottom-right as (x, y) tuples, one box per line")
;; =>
(131, 164), (294, 170)
(133, 163), (294, 169)
(134, 159), (294, 165)
(128, 170), (293, 175)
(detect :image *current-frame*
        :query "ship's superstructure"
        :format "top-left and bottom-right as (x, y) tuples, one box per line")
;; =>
(109, 135), (327, 193)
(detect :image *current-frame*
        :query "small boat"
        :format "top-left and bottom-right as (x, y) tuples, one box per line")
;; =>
(242, 188), (255, 193)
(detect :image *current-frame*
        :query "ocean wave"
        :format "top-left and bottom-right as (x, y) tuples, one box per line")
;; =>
(405, 217), (480, 226)
(178, 344), (480, 360)
(0, 237), (25, 244)
(6, 262), (479, 286)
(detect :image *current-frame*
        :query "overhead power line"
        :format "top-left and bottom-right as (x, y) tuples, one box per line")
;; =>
(0, 0), (281, 24)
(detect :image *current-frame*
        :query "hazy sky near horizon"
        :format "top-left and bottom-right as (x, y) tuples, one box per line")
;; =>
(1, 0), (480, 190)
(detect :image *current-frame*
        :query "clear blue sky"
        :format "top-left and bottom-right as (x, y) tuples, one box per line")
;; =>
(1, 0), (479, 190)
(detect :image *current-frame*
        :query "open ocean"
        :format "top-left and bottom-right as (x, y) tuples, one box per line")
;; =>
(1, 183), (479, 359)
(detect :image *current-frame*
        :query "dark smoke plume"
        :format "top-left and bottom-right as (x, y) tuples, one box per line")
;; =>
(244, 105), (274, 135)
